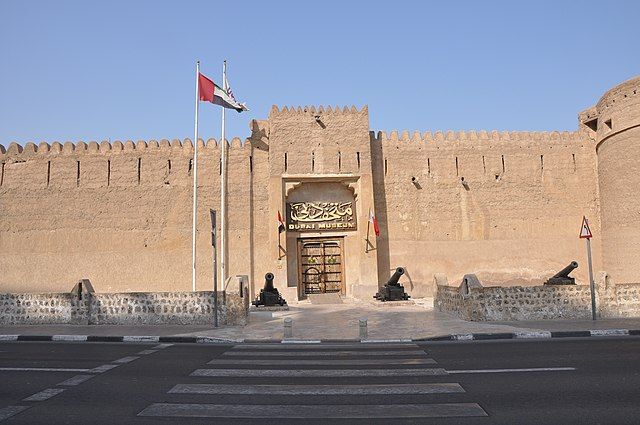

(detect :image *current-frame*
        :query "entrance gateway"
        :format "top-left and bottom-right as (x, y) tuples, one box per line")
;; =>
(297, 237), (345, 298)
(283, 178), (377, 301)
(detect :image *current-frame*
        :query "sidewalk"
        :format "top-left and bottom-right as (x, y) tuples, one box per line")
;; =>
(2, 298), (639, 342)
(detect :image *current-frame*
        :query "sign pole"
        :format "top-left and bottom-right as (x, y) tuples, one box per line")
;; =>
(210, 209), (218, 327)
(586, 237), (596, 320)
(580, 216), (596, 320)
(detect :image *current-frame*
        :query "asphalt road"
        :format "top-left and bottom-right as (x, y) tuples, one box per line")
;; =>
(0, 337), (639, 424)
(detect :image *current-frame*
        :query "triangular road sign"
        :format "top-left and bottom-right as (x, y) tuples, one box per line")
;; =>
(579, 216), (593, 239)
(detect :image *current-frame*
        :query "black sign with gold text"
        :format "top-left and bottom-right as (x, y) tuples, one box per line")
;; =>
(286, 202), (357, 232)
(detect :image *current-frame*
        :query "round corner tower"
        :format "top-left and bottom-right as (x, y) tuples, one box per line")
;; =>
(591, 76), (640, 283)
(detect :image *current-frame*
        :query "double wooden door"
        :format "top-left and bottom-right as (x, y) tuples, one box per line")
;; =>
(297, 238), (345, 297)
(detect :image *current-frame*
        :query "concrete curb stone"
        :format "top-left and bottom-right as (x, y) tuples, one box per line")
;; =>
(1, 330), (639, 344)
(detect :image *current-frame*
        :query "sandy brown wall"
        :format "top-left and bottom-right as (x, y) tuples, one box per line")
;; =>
(372, 130), (601, 297)
(263, 107), (379, 299)
(594, 77), (640, 284)
(0, 139), (254, 293)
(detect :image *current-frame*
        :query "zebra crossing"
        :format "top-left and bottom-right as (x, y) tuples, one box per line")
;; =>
(138, 342), (487, 421)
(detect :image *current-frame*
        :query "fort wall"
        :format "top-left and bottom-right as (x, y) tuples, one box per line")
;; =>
(591, 76), (640, 284)
(0, 123), (603, 299)
(373, 129), (601, 297)
(0, 139), (254, 294)
(3, 75), (639, 302)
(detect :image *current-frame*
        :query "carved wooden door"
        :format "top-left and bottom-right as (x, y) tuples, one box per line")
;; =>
(297, 238), (345, 297)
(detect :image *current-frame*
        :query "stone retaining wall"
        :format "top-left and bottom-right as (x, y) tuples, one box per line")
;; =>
(435, 272), (640, 321)
(0, 293), (87, 325)
(0, 287), (249, 326)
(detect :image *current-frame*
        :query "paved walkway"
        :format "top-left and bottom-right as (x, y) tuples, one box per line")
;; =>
(2, 298), (639, 341)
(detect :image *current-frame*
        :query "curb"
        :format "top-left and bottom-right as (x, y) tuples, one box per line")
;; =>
(413, 329), (638, 342)
(0, 329), (638, 344)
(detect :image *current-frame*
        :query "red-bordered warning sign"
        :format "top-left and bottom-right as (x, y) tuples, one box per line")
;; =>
(579, 216), (593, 239)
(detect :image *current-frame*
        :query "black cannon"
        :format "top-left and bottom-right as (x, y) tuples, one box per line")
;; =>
(545, 261), (579, 285)
(252, 272), (287, 307)
(374, 267), (411, 301)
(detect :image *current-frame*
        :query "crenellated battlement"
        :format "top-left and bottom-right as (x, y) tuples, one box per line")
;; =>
(370, 129), (586, 145)
(596, 75), (640, 112)
(269, 105), (368, 117)
(0, 138), (250, 160)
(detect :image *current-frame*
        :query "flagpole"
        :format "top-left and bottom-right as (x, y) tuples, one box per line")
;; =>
(220, 60), (227, 289)
(366, 208), (371, 253)
(192, 60), (200, 292)
(278, 214), (282, 260)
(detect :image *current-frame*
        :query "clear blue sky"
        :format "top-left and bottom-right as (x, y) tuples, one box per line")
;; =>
(1, 0), (639, 146)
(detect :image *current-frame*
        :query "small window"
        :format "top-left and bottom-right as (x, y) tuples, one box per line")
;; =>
(604, 119), (612, 130)
(584, 118), (598, 132)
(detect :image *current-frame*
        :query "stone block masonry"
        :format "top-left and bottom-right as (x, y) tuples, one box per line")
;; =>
(0, 290), (249, 326)
(435, 272), (640, 321)
(0, 293), (86, 325)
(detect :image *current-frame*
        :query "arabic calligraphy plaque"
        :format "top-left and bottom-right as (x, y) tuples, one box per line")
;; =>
(286, 202), (357, 232)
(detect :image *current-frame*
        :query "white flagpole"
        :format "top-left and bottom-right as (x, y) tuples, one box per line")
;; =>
(220, 60), (227, 289)
(191, 60), (200, 292)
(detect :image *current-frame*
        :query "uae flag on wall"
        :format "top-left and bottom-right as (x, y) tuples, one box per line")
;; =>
(277, 211), (286, 233)
(369, 209), (380, 237)
(198, 73), (248, 112)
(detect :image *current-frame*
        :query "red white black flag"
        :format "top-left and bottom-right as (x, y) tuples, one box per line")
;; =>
(277, 211), (286, 234)
(369, 209), (380, 237)
(198, 72), (248, 112)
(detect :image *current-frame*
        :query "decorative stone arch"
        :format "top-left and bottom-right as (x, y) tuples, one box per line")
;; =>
(280, 174), (362, 300)
(283, 174), (360, 201)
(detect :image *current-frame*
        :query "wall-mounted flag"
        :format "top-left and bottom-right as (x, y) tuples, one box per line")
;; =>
(369, 209), (380, 237)
(277, 211), (286, 234)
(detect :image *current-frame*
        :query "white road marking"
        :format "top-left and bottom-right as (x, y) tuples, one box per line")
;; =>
(208, 358), (437, 366)
(23, 388), (65, 402)
(0, 406), (29, 421)
(90, 364), (120, 373)
(191, 368), (447, 377)
(453, 334), (474, 341)
(0, 335), (18, 341)
(137, 349), (158, 355)
(223, 350), (427, 357)
(515, 331), (552, 339)
(138, 403), (487, 418)
(0, 367), (89, 372)
(153, 343), (174, 349)
(169, 383), (465, 395)
(447, 367), (576, 374)
(113, 356), (140, 364)
(123, 336), (159, 343)
(196, 337), (243, 344)
(52, 335), (88, 342)
(590, 329), (629, 336)
(58, 374), (94, 386)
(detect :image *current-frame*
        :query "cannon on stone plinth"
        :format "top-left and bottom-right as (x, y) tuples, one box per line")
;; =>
(545, 261), (579, 285)
(252, 272), (287, 306)
(374, 267), (411, 301)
